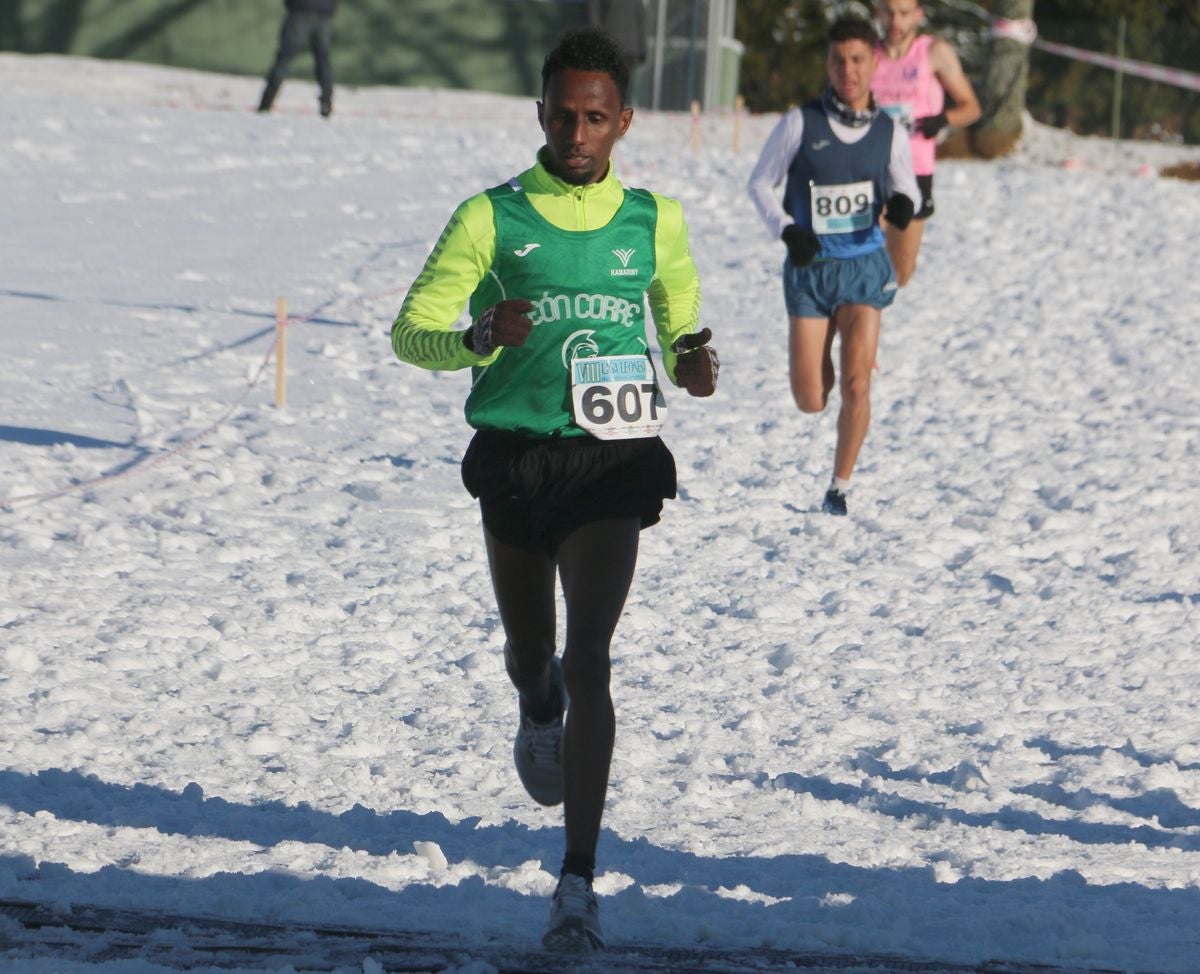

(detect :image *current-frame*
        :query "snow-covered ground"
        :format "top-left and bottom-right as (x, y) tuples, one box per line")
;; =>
(2, 53), (1199, 974)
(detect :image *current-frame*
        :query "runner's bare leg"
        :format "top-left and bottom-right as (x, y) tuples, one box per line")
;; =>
(788, 315), (838, 412)
(832, 303), (882, 480)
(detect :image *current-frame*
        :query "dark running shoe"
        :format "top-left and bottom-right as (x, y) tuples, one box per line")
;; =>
(822, 488), (848, 516)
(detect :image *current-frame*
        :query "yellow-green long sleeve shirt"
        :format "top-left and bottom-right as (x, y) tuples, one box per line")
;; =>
(391, 152), (702, 387)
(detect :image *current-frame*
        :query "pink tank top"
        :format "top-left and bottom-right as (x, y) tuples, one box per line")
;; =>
(872, 34), (944, 176)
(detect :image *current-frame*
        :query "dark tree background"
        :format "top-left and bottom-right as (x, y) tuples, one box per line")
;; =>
(1030, 0), (1199, 144)
(735, 0), (1199, 146)
(736, 0), (833, 113)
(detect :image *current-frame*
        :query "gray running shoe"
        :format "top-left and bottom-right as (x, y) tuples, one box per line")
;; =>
(543, 873), (604, 952)
(513, 657), (565, 806)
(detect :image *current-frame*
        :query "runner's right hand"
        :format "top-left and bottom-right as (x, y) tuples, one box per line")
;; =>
(781, 225), (821, 268)
(914, 112), (948, 138)
(884, 193), (915, 230)
(671, 327), (719, 397)
(466, 299), (534, 355)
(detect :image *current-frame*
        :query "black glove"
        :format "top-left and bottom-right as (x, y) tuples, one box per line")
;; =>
(915, 112), (948, 138)
(884, 193), (915, 231)
(781, 224), (821, 267)
(465, 298), (534, 355)
(671, 327), (719, 397)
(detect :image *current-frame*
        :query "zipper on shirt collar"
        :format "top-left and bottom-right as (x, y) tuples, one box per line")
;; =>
(570, 185), (589, 229)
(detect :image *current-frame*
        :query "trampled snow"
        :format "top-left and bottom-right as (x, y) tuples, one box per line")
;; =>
(1, 53), (1199, 973)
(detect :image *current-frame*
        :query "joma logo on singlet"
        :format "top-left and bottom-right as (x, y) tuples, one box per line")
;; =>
(611, 248), (639, 277)
(528, 290), (642, 328)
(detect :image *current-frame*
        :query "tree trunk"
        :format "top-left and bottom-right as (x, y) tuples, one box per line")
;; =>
(970, 0), (1035, 159)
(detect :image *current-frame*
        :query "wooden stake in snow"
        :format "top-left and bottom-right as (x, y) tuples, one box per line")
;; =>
(275, 296), (287, 408)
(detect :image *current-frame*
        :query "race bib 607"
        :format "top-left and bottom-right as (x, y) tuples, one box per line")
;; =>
(570, 355), (666, 440)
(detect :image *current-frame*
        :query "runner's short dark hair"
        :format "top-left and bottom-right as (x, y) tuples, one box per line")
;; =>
(827, 15), (879, 48)
(542, 26), (631, 105)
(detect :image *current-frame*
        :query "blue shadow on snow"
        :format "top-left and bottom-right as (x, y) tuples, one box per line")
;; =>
(0, 426), (132, 450)
(1, 765), (1198, 972)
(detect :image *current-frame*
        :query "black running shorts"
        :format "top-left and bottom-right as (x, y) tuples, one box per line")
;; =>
(461, 429), (677, 555)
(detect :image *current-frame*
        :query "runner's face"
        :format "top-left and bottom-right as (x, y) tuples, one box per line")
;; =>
(827, 39), (877, 110)
(538, 69), (632, 186)
(877, 1), (924, 46)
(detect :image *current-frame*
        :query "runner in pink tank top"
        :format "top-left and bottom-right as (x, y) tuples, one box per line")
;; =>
(873, 34), (943, 175)
(871, 1), (981, 286)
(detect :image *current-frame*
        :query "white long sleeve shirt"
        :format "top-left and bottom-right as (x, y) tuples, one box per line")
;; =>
(747, 106), (921, 241)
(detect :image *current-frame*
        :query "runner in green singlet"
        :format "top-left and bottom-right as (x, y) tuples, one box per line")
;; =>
(391, 26), (718, 953)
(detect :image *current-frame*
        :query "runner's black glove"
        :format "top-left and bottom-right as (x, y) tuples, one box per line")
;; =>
(914, 112), (948, 138)
(671, 327), (719, 397)
(465, 299), (534, 356)
(781, 224), (821, 267)
(884, 193), (915, 230)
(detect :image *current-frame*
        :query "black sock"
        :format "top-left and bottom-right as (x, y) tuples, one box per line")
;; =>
(522, 677), (563, 723)
(561, 852), (595, 885)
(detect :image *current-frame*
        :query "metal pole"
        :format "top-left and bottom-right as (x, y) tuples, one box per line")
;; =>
(652, 0), (667, 111)
(685, 0), (699, 108)
(700, 0), (710, 109)
(1111, 15), (1125, 139)
(704, 0), (729, 110)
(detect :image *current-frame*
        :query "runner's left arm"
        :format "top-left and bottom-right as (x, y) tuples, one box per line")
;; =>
(930, 38), (982, 130)
(646, 194), (703, 386)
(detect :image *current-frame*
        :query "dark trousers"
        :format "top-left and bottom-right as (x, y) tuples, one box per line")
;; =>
(260, 11), (333, 108)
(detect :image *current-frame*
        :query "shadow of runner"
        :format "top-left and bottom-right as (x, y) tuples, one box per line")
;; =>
(0, 426), (134, 450)
(0, 884), (1098, 974)
(1, 768), (1197, 972)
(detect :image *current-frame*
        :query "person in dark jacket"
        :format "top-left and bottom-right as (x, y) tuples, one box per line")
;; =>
(258, 0), (339, 118)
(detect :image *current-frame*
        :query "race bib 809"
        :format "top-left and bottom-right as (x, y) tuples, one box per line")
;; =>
(809, 180), (875, 235)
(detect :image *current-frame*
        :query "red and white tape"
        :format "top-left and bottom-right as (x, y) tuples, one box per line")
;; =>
(990, 17), (1038, 45)
(1032, 37), (1200, 93)
(988, 15), (1200, 93)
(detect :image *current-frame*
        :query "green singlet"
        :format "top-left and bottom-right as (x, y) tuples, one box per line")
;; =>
(465, 179), (660, 438)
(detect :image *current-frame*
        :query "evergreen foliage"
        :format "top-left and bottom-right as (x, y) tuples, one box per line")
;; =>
(735, 0), (837, 112)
